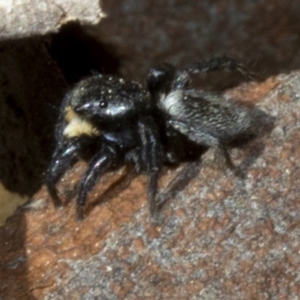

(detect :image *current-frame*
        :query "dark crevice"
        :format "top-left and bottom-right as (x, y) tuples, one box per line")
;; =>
(48, 21), (121, 84)
(0, 22), (122, 197)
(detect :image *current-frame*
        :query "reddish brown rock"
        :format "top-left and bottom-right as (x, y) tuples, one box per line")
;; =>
(2, 0), (300, 299)
(1, 72), (300, 299)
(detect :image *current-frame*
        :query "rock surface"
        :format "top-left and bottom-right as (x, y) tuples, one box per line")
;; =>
(1, 72), (300, 299)
(1, 0), (300, 298)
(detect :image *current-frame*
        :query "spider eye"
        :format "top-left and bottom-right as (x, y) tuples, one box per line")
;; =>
(100, 100), (107, 108)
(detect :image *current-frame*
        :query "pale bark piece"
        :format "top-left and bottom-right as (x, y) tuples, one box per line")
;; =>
(0, 0), (104, 39)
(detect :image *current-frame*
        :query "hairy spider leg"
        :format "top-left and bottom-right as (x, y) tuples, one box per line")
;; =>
(148, 56), (255, 98)
(46, 139), (82, 207)
(138, 116), (164, 216)
(183, 55), (256, 79)
(171, 55), (256, 90)
(76, 143), (117, 220)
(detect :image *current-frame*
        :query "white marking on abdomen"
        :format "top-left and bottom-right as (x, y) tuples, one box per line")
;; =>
(159, 90), (184, 117)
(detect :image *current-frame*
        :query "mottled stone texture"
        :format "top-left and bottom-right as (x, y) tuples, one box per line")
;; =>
(1, 72), (300, 299)
(2, 0), (300, 299)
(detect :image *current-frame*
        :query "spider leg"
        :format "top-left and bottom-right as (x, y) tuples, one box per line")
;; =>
(172, 56), (256, 90)
(147, 56), (256, 97)
(76, 145), (118, 221)
(46, 139), (81, 207)
(183, 55), (256, 78)
(138, 116), (164, 217)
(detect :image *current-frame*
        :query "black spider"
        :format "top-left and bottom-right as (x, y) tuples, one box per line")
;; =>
(46, 56), (272, 220)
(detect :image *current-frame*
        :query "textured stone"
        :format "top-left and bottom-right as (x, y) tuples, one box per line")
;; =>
(1, 71), (300, 299)
(2, 0), (300, 298)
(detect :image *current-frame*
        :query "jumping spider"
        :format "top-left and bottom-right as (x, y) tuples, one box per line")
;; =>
(46, 56), (271, 220)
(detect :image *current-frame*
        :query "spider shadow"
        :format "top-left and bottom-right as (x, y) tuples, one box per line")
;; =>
(84, 168), (139, 218)
(234, 136), (269, 178)
(228, 113), (275, 178)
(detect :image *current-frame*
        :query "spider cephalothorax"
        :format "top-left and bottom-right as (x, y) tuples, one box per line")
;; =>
(46, 56), (272, 220)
